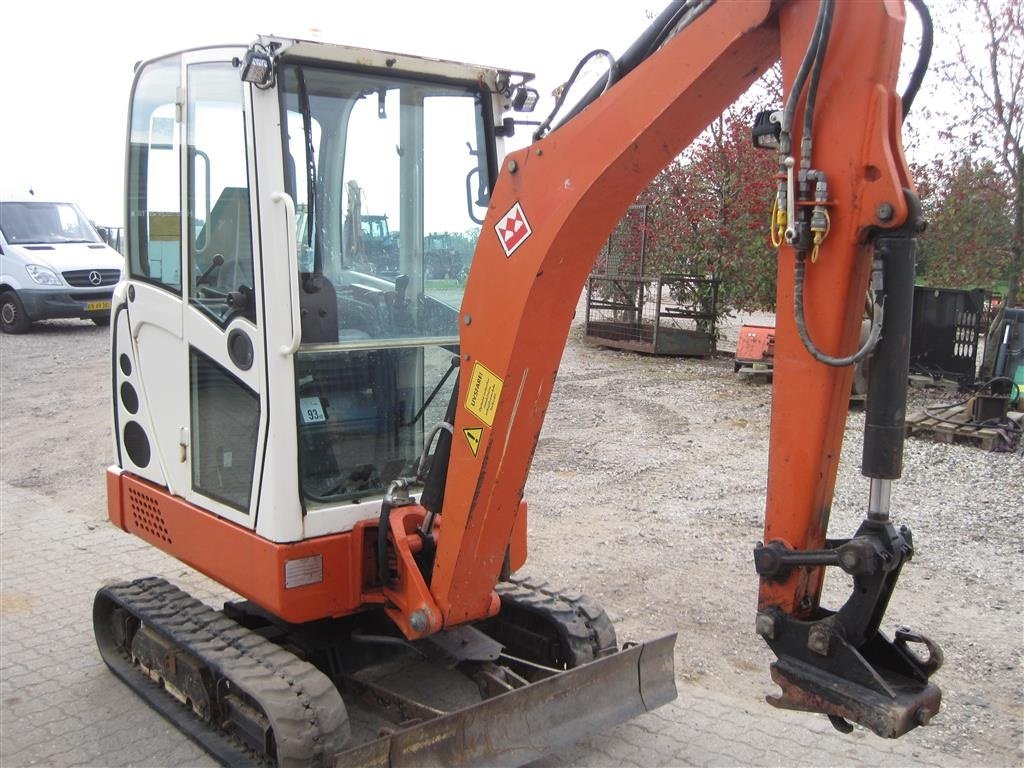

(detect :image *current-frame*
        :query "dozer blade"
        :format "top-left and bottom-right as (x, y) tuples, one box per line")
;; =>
(340, 633), (678, 768)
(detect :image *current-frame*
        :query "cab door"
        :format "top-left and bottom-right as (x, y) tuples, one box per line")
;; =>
(121, 53), (188, 494)
(179, 52), (267, 529)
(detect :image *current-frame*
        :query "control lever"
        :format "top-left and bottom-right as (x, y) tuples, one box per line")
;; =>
(195, 253), (224, 286)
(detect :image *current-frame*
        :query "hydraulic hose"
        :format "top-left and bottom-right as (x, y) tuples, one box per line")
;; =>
(794, 258), (883, 367)
(548, 0), (710, 134)
(533, 50), (617, 141)
(802, 0), (836, 147)
(419, 378), (459, 527)
(779, 0), (829, 153)
(902, 0), (933, 121)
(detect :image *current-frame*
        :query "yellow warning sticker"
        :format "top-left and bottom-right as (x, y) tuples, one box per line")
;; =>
(463, 427), (483, 457)
(464, 362), (503, 427)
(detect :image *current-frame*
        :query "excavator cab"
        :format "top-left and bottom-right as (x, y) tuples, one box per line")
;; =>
(117, 41), (500, 537)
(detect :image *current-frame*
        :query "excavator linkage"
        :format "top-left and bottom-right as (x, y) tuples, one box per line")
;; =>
(94, 577), (676, 767)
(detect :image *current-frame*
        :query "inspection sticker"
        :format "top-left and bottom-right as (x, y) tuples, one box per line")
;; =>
(463, 427), (483, 457)
(494, 202), (532, 257)
(464, 361), (503, 426)
(299, 397), (326, 424)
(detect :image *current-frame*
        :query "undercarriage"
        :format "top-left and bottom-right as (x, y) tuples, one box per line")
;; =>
(94, 576), (676, 767)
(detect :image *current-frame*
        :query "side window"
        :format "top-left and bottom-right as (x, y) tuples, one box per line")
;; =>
(127, 56), (182, 291)
(190, 348), (260, 512)
(187, 62), (255, 324)
(339, 87), (401, 279)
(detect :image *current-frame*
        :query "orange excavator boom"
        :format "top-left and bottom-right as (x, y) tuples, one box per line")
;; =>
(424, 0), (940, 737)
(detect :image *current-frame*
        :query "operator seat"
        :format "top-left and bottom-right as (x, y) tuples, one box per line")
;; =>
(299, 273), (339, 344)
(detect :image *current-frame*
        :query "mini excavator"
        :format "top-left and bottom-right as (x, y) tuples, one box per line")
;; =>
(96, 0), (943, 763)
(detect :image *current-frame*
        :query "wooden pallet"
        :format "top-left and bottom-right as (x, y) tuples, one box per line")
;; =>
(907, 374), (960, 391)
(905, 405), (1024, 450)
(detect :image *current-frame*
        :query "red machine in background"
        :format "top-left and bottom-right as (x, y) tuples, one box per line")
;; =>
(735, 324), (777, 372)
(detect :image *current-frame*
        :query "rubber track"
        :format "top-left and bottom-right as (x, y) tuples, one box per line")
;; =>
(95, 577), (348, 768)
(495, 575), (618, 666)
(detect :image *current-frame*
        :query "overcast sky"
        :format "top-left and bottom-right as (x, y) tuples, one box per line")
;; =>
(2, 0), (939, 226)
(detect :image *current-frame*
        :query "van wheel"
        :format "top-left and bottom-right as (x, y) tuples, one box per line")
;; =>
(0, 291), (31, 334)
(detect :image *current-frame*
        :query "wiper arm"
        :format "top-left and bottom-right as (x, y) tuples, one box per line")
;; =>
(296, 67), (317, 263)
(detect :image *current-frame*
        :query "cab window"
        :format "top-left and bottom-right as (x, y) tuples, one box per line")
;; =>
(187, 62), (256, 325)
(126, 56), (182, 292)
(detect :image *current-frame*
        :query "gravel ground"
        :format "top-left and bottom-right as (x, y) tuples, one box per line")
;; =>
(1, 316), (1022, 765)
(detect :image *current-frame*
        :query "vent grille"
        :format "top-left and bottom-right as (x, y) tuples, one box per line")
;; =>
(127, 486), (172, 544)
(62, 268), (121, 287)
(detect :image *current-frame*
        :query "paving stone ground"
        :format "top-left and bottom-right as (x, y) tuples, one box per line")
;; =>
(0, 481), (960, 768)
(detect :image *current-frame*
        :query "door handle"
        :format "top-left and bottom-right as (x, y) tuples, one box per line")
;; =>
(272, 192), (301, 355)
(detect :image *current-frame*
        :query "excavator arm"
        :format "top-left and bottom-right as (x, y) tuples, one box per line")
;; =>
(400, 0), (940, 738)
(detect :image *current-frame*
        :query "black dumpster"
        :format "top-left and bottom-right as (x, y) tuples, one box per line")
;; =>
(909, 286), (986, 386)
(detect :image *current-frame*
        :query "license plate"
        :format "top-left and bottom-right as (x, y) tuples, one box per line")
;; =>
(86, 300), (111, 312)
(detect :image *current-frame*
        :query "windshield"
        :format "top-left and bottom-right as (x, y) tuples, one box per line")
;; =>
(280, 63), (490, 341)
(279, 62), (493, 506)
(0, 202), (102, 245)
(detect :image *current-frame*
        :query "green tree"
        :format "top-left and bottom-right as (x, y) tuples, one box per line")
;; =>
(934, 0), (1023, 374)
(915, 154), (1013, 290)
(638, 104), (778, 311)
(936, 0), (1023, 306)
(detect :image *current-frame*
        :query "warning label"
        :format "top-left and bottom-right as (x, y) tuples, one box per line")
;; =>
(463, 427), (483, 457)
(464, 362), (503, 427)
(494, 202), (532, 257)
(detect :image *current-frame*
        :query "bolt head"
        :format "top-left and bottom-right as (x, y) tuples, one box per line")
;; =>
(807, 625), (832, 656)
(876, 202), (894, 222)
(755, 612), (776, 640)
(508, 159), (518, 173)
(410, 609), (429, 633)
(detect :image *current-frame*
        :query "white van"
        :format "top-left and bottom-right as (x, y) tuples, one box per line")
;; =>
(0, 200), (124, 333)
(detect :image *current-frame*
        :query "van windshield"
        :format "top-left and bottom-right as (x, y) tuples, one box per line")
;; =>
(0, 202), (102, 245)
